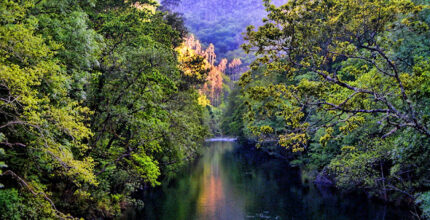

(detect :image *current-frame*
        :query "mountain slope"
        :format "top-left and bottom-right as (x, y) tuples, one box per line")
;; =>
(162, 0), (288, 59)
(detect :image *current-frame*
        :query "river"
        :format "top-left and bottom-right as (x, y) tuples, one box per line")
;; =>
(125, 141), (412, 220)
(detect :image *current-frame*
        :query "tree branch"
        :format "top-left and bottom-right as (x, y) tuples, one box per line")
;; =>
(3, 170), (74, 219)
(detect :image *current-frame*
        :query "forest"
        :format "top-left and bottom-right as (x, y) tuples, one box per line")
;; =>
(0, 0), (212, 218)
(223, 0), (430, 218)
(1, 0), (430, 219)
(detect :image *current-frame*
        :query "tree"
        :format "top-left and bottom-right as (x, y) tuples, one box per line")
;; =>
(218, 58), (228, 73)
(205, 43), (216, 66)
(228, 58), (242, 80)
(239, 0), (430, 205)
(0, 0), (209, 218)
(0, 1), (96, 218)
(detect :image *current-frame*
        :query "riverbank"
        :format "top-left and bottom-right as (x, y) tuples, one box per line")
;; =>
(237, 139), (419, 217)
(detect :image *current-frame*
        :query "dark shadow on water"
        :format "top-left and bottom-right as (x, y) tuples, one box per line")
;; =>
(124, 141), (413, 220)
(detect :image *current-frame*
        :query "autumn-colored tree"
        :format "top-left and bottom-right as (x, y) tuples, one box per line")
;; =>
(218, 58), (228, 73)
(176, 42), (210, 87)
(214, 68), (224, 105)
(184, 34), (204, 56)
(195, 40), (203, 55)
(185, 34), (196, 48)
(200, 67), (224, 106)
(205, 43), (216, 66)
(228, 58), (242, 71)
(182, 34), (229, 106)
(228, 58), (242, 80)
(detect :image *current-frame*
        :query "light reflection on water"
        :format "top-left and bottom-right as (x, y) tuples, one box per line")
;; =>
(127, 141), (412, 220)
(196, 143), (244, 220)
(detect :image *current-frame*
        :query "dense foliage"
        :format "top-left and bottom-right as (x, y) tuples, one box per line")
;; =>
(0, 0), (209, 218)
(3, 0), (430, 218)
(223, 0), (430, 215)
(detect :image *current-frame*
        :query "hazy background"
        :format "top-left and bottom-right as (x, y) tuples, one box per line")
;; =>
(161, 0), (288, 62)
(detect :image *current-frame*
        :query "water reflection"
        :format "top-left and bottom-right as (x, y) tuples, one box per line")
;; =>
(128, 141), (412, 220)
(196, 143), (244, 219)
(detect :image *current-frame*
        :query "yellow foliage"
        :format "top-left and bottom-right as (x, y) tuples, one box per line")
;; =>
(341, 145), (357, 152)
(176, 43), (209, 80)
(198, 93), (211, 107)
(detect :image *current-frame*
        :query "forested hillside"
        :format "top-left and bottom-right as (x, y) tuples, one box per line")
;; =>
(0, 0), (210, 218)
(162, 0), (287, 61)
(223, 0), (430, 216)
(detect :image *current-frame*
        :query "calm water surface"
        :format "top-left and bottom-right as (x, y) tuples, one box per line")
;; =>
(126, 141), (412, 220)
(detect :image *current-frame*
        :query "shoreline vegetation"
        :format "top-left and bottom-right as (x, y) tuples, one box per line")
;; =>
(221, 0), (430, 218)
(0, 0), (210, 218)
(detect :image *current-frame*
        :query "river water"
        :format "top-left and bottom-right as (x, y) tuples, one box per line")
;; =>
(126, 141), (412, 220)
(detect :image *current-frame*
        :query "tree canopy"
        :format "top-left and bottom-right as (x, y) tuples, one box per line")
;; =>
(223, 0), (430, 214)
(0, 0), (209, 218)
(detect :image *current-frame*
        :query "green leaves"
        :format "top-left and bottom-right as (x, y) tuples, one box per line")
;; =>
(0, 0), (208, 218)
(1, 0), (96, 183)
(242, 0), (430, 147)
(131, 153), (160, 187)
(416, 191), (430, 219)
(0, 143), (6, 180)
(226, 0), (430, 211)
